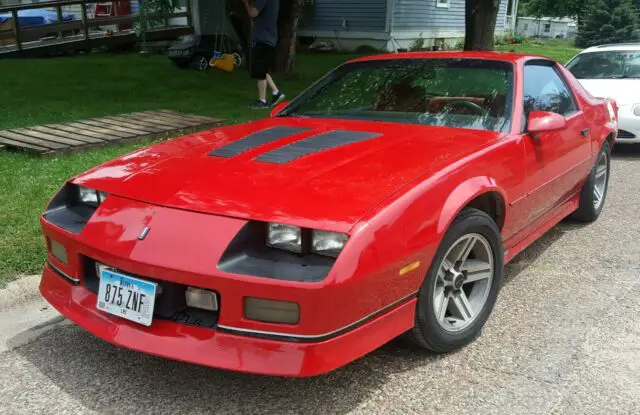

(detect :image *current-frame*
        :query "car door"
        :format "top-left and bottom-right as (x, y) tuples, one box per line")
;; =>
(521, 61), (592, 223)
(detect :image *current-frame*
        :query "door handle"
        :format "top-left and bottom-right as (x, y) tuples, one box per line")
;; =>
(581, 128), (590, 138)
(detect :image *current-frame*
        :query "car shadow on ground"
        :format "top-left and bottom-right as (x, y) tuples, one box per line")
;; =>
(10, 220), (575, 413)
(612, 143), (640, 159)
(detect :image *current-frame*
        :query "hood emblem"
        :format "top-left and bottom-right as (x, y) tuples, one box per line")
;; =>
(138, 226), (151, 240)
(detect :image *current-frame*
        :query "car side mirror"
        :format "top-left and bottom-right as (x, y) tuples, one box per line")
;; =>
(270, 101), (290, 117)
(527, 110), (566, 136)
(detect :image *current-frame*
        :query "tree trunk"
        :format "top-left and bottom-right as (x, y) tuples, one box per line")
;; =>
(226, 0), (306, 74)
(225, 0), (251, 61)
(464, 0), (501, 50)
(275, 0), (303, 73)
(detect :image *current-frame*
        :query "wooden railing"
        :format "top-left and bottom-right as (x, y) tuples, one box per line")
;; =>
(0, 0), (192, 51)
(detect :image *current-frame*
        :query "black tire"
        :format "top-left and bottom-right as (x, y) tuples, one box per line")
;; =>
(190, 55), (210, 71)
(571, 141), (611, 222)
(232, 52), (243, 68)
(410, 208), (504, 353)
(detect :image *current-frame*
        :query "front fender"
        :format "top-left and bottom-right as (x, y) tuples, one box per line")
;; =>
(436, 176), (507, 235)
(345, 172), (508, 299)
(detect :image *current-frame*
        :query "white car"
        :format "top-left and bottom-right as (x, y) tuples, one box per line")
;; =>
(566, 43), (640, 143)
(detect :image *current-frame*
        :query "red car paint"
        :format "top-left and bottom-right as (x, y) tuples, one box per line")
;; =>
(39, 52), (616, 377)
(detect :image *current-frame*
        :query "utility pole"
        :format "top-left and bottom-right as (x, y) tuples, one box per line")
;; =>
(510, 0), (520, 34)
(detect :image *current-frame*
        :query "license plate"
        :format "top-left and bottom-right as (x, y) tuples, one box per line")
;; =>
(96, 268), (157, 327)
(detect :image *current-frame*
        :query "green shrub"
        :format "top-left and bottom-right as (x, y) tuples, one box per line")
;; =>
(495, 36), (506, 45)
(409, 34), (426, 51)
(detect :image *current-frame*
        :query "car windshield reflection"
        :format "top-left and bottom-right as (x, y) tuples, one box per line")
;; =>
(566, 50), (640, 79)
(283, 58), (515, 133)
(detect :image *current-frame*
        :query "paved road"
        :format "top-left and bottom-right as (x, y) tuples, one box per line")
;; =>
(1, 147), (639, 415)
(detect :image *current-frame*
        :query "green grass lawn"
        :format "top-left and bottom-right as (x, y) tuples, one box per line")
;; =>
(0, 51), (358, 285)
(495, 39), (582, 64)
(0, 41), (582, 286)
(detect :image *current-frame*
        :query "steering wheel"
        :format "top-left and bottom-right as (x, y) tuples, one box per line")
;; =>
(440, 100), (488, 116)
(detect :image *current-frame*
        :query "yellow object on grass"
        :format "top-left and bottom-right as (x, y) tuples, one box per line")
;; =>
(209, 54), (235, 72)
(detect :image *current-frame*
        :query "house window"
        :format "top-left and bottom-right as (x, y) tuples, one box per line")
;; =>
(436, 0), (450, 8)
(544, 23), (551, 33)
(524, 23), (529, 30)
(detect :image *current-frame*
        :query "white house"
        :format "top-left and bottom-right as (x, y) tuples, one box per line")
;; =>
(516, 16), (577, 39)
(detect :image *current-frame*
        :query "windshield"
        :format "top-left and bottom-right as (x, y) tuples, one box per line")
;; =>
(566, 51), (640, 79)
(282, 58), (514, 132)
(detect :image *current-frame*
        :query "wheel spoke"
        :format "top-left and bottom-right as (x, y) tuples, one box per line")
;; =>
(454, 235), (477, 265)
(441, 258), (455, 274)
(593, 186), (602, 203)
(461, 259), (492, 283)
(451, 291), (473, 321)
(435, 290), (449, 323)
(596, 165), (607, 179)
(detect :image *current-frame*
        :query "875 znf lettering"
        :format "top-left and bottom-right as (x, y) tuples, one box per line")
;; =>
(104, 279), (147, 314)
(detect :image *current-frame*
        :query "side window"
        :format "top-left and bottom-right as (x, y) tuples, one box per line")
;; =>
(523, 64), (577, 117)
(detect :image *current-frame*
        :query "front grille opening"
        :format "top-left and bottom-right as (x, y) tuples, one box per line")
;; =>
(618, 129), (636, 139)
(82, 257), (219, 329)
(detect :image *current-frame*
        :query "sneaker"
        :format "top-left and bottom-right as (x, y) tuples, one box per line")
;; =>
(271, 91), (286, 107)
(249, 100), (269, 109)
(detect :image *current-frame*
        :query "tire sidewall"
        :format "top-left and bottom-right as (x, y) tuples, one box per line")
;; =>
(191, 55), (209, 71)
(590, 141), (611, 218)
(415, 209), (504, 350)
(577, 141), (611, 221)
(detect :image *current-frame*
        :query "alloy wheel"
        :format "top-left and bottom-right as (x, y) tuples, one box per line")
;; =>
(432, 233), (494, 332)
(593, 150), (609, 209)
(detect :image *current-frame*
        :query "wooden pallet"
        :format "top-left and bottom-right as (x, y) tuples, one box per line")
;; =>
(0, 110), (224, 156)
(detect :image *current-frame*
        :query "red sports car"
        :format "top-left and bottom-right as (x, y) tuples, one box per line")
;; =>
(39, 52), (617, 377)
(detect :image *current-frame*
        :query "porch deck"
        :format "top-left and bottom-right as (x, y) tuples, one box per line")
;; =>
(0, 0), (191, 58)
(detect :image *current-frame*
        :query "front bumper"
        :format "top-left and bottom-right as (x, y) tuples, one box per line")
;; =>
(616, 107), (640, 143)
(40, 264), (416, 377)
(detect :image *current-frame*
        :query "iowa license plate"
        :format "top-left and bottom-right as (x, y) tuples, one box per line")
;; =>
(96, 268), (157, 326)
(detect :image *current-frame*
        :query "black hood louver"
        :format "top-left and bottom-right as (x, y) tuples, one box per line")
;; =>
(209, 127), (382, 163)
(209, 126), (310, 158)
(255, 130), (382, 164)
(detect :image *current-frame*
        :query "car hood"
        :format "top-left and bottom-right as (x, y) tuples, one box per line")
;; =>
(577, 79), (640, 106)
(73, 117), (500, 231)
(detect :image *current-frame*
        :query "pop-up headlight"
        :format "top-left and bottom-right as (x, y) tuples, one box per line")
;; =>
(267, 223), (303, 253)
(77, 186), (108, 206)
(43, 183), (108, 234)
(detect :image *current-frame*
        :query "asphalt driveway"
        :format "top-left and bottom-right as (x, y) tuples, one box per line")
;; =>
(1, 147), (639, 415)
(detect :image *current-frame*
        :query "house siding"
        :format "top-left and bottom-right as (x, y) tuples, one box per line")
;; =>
(392, 0), (508, 34)
(301, 0), (388, 32)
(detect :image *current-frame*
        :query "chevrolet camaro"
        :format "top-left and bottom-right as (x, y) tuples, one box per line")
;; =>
(39, 52), (617, 377)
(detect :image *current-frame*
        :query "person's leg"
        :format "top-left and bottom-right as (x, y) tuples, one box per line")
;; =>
(248, 43), (269, 108)
(266, 74), (279, 94)
(266, 47), (285, 106)
(257, 79), (268, 102)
